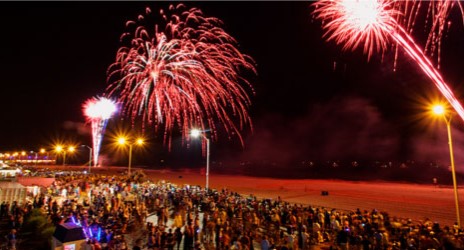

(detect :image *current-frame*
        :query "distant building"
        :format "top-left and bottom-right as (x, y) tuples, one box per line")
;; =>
(0, 152), (56, 165)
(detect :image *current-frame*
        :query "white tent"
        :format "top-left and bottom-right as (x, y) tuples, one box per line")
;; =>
(0, 182), (26, 205)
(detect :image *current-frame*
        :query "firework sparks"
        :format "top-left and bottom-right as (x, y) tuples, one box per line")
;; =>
(313, 0), (464, 122)
(314, 0), (399, 60)
(83, 97), (117, 167)
(106, 4), (256, 147)
(394, 0), (464, 69)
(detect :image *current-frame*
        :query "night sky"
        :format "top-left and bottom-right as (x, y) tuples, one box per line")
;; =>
(1, 2), (464, 168)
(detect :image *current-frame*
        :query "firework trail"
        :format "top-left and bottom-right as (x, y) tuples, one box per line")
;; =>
(83, 97), (117, 167)
(313, 0), (464, 122)
(393, 0), (464, 69)
(106, 4), (256, 147)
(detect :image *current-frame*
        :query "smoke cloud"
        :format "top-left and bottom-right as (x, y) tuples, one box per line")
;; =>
(409, 121), (464, 172)
(63, 121), (91, 135)
(236, 95), (400, 165)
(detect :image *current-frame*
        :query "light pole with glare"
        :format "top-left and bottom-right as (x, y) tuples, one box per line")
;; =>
(117, 137), (144, 176)
(66, 146), (75, 166)
(433, 104), (461, 227)
(55, 146), (75, 166)
(81, 145), (93, 173)
(30, 151), (38, 167)
(21, 151), (26, 163)
(190, 129), (210, 190)
(55, 146), (63, 165)
(39, 148), (46, 165)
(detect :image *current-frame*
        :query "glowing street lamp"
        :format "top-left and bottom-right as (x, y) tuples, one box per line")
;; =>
(30, 151), (38, 167)
(55, 145), (63, 165)
(39, 148), (47, 165)
(190, 129), (210, 190)
(432, 104), (461, 227)
(12, 152), (18, 164)
(117, 136), (144, 176)
(55, 145), (75, 166)
(20, 151), (26, 162)
(81, 145), (93, 173)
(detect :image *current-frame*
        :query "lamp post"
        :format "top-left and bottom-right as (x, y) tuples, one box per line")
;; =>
(433, 104), (461, 227)
(55, 146), (63, 166)
(117, 137), (144, 176)
(63, 149), (67, 166)
(81, 145), (93, 173)
(190, 129), (210, 190)
(55, 146), (75, 166)
(30, 151), (38, 168)
(67, 146), (76, 166)
(13, 152), (18, 165)
(21, 151), (26, 164)
(40, 148), (46, 165)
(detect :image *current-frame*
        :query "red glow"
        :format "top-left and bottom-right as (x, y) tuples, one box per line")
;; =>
(313, 0), (398, 60)
(314, 0), (464, 122)
(106, 4), (256, 147)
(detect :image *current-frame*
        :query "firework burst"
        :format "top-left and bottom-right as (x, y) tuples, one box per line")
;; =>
(314, 0), (399, 60)
(313, 0), (464, 123)
(83, 97), (117, 167)
(106, 4), (256, 147)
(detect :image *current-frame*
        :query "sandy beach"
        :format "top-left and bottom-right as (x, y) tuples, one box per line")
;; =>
(142, 168), (460, 227)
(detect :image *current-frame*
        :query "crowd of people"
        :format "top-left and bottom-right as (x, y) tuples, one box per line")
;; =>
(2, 169), (464, 249)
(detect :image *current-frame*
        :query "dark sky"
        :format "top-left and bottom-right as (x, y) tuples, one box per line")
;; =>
(1, 2), (464, 168)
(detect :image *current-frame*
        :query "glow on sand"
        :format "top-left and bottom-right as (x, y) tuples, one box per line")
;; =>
(83, 97), (117, 167)
(313, 0), (464, 122)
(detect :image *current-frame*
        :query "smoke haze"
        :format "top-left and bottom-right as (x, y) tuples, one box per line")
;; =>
(234, 96), (400, 165)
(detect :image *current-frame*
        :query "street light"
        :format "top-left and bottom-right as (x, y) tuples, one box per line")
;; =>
(55, 145), (75, 166)
(21, 151), (26, 163)
(67, 146), (75, 166)
(30, 151), (38, 167)
(81, 145), (93, 173)
(13, 152), (18, 164)
(432, 104), (461, 227)
(190, 129), (210, 190)
(39, 148), (46, 165)
(117, 137), (144, 176)
(55, 146), (63, 165)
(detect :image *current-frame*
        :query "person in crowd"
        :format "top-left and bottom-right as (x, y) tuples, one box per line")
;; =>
(6, 229), (17, 250)
(6, 169), (464, 250)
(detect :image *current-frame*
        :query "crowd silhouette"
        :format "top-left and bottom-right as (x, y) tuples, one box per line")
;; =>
(2, 169), (463, 250)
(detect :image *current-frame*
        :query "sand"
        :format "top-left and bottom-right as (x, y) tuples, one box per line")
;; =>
(34, 165), (460, 226)
(143, 169), (460, 227)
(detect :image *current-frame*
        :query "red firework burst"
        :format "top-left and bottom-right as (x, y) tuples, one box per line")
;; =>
(313, 0), (464, 123)
(106, 4), (256, 147)
(313, 0), (399, 60)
